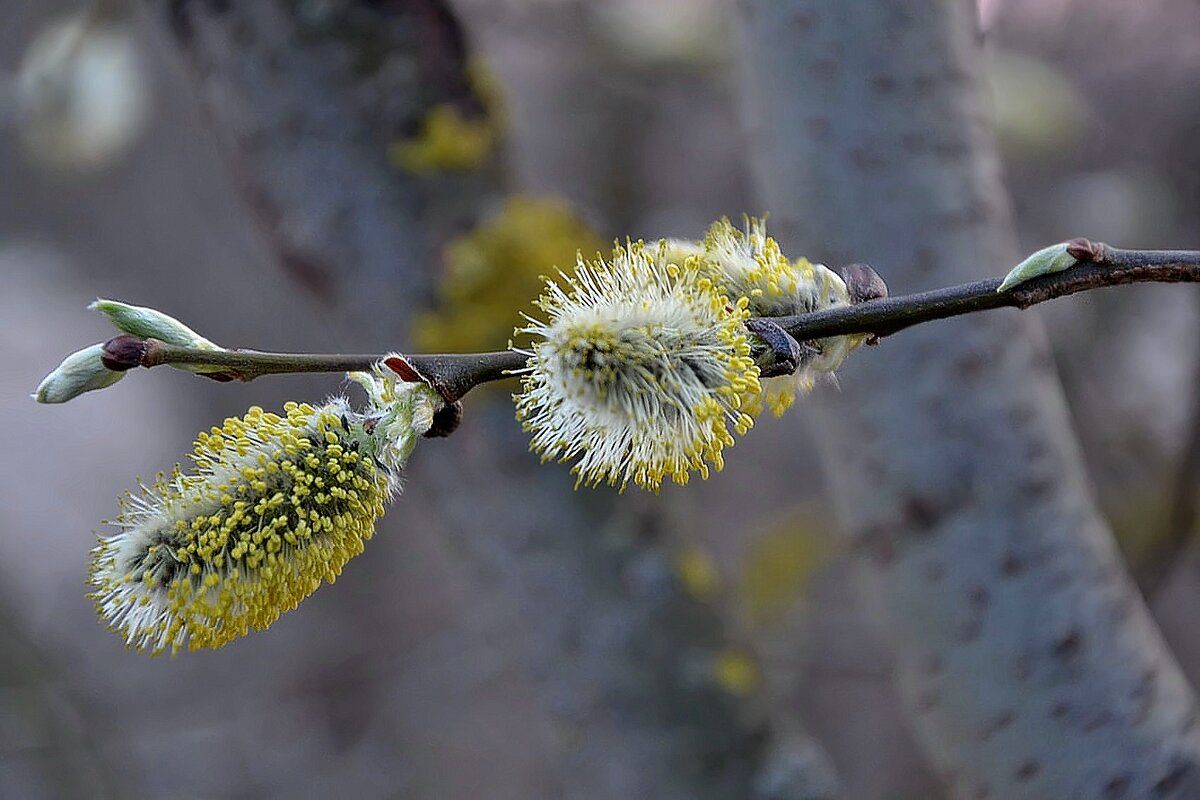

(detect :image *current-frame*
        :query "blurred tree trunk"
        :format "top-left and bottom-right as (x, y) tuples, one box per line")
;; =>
(0, 605), (120, 799)
(739, 1), (1200, 798)
(145, 2), (818, 798)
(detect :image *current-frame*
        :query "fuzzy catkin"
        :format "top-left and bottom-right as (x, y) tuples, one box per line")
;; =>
(513, 240), (762, 492)
(90, 366), (440, 655)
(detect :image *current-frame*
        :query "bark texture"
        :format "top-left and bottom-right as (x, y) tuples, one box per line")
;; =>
(739, 1), (1200, 798)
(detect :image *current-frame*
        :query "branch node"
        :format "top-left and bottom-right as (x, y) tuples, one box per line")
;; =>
(101, 335), (148, 372)
(746, 318), (806, 377)
(841, 263), (889, 303)
(424, 400), (464, 438)
(1066, 238), (1107, 263)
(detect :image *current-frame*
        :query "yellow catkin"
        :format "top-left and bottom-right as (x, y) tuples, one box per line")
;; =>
(90, 399), (395, 655)
(674, 217), (859, 415)
(513, 240), (761, 492)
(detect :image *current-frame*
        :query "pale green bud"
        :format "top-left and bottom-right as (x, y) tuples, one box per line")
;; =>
(33, 342), (124, 403)
(89, 298), (220, 349)
(997, 243), (1077, 292)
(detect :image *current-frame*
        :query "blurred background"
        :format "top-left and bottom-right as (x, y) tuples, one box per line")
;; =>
(1, 1), (1198, 798)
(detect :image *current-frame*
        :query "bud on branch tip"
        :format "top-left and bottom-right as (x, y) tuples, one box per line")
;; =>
(33, 342), (125, 403)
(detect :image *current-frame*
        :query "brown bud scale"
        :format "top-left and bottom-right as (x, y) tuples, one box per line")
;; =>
(101, 335), (148, 371)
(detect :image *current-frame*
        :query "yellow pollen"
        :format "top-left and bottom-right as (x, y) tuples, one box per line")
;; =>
(89, 403), (393, 656)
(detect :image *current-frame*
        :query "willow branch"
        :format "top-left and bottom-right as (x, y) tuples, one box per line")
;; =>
(773, 244), (1200, 340)
(116, 243), (1200, 401)
(130, 341), (526, 403)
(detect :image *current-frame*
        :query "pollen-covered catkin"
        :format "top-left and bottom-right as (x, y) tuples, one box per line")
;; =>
(680, 218), (860, 415)
(90, 366), (440, 655)
(513, 240), (762, 492)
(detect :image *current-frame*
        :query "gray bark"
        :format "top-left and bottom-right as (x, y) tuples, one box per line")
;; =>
(0, 605), (120, 799)
(739, 1), (1200, 798)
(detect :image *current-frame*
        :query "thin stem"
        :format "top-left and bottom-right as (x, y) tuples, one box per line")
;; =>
(127, 244), (1200, 401)
(139, 341), (526, 402)
(142, 345), (382, 376)
(773, 245), (1200, 341)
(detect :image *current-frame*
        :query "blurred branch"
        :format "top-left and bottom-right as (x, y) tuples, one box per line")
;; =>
(117, 242), (1200, 401)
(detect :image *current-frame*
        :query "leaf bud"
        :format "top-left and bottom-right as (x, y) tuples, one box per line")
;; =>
(89, 298), (220, 349)
(33, 342), (125, 403)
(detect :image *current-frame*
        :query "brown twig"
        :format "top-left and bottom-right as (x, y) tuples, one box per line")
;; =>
(133, 341), (526, 403)
(772, 244), (1200, 341)
(119, 242), (1200, 401)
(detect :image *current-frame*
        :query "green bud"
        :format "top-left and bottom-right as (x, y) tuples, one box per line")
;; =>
(89, 298), (220, 349)
(997, 243), (1077, 292)
(33, 342), (125, 403)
